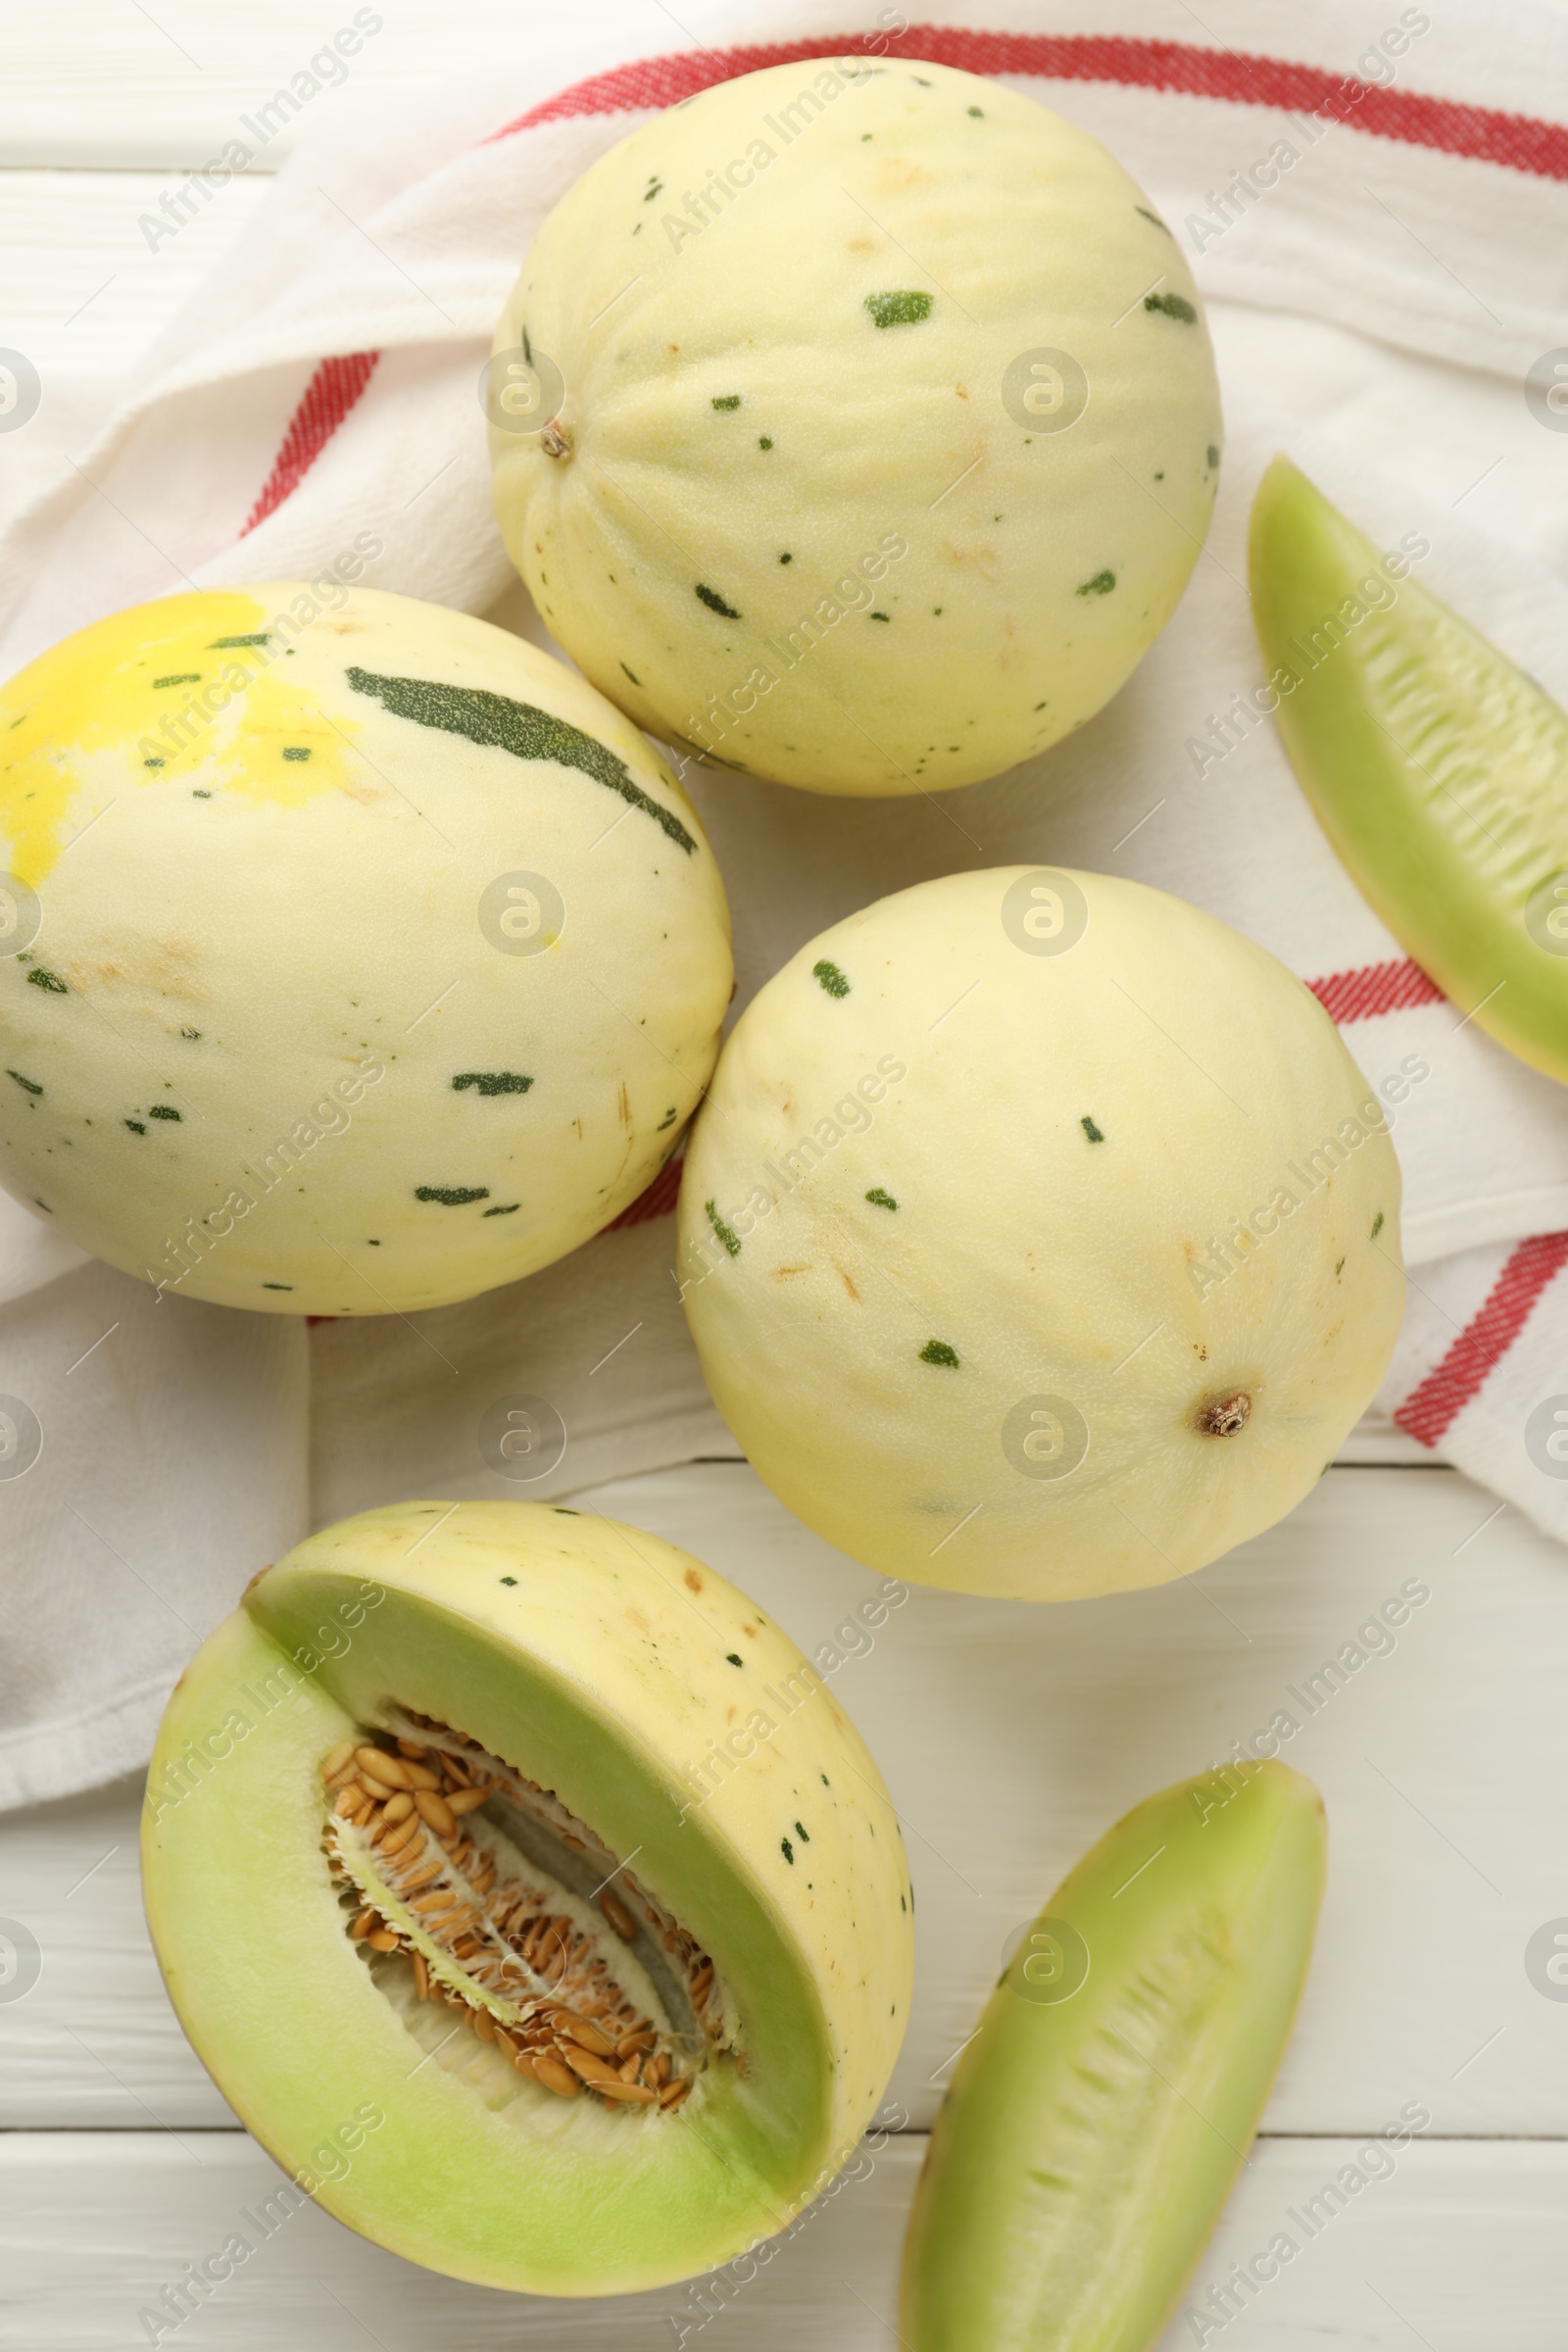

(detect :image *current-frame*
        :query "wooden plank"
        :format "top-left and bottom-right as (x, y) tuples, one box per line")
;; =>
(0, 1), (664, 170)
(0, 168), (271, 378)
(3, 1461), (1564, 2139)
(0, 2131), (1562, 2348)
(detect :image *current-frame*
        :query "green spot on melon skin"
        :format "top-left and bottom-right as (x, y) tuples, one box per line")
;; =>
(657, 1106), (679, 1131)
(620, 662), (641, 686)
(1207, 444), (1220, 468)
(1371, 1210), (1385, 1240)
(7, 1070), (41, 1096)
(1136, 204), (1172, 234)
(781, 1838), (795, 1864)
(869, 612), (891, 622)
(1145, 290), (1198, 323)
(919, 1340), (959, 1367)
(343, 667), (697, 856)
(192, 789), (211, 798)
(1081, 1116), (1104, 1142)
(143, 758), (165, 769)
(759, 436), (773, 451)
(711, 395), (742, 411)
(482, 1201), (520, 1217)
(148, 1104), (181, 1121)
(1076, 570), (1116, 598)
(26, 967), (67, 994)
(208, 633), (270, 649)
(452, 1071), (532, 1097)
(1334, 1256), (1346, 1276)
(779, 553), (793, 564)
(153, 673), (201, 688)
(282, 746), (312, 761)
(727, 1652), (744, 1667)
(415, 1185), (490, 1206)
(180, 1027), (200, 1040)
(501, 1575), (517, 1585)
(706, 1199), (742, 1257)
(695, 583), (742, 619)
(812, 959), (851, 999)
(865, 1188), (898, 1210)
(794, 1821), (809, 1841)
(124, 1119), (145, 1134)
(864, 289), (933, 329)
(966, 105), (983, 116)
(262, 1282), (293, 1291)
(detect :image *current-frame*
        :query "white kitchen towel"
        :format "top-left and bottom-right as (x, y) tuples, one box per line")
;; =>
(3, 0), (1567, 1809)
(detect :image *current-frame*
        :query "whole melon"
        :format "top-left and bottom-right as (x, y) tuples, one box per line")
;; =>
(0, 585), (731, 1314)
(489, 55), (1222, 796)
(677, 868), (1404, 1599)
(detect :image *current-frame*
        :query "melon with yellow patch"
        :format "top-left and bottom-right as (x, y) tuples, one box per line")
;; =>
(678, 867), (1405, 1598)
(0, 585), (731, 1312)
(489, 55), (1222, 795)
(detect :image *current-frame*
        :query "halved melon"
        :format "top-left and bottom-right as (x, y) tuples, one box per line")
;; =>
(141, 1499), (912, 2295)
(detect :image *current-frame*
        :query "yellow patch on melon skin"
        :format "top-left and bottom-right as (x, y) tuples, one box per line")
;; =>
(0, 592), (360, 888)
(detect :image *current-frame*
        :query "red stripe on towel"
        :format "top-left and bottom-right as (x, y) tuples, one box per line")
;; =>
(492, 30), (1568, 183)
(1395, 1232), (1568, 1446)
(240, 351), (380, 537)
(1306, 956), (1446, 1023)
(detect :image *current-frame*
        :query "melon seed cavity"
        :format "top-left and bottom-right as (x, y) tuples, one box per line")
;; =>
(322, 1722), (722, 2117)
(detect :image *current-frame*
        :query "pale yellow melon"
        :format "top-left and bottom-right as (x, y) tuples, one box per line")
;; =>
(491, 56), (1222, 795)
(678, 868), (1404, 1598)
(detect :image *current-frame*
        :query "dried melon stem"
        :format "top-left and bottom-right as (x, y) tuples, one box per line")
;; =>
(321, 1717), (721, 2113)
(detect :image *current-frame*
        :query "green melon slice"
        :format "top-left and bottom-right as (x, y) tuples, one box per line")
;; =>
(1250, 454), (1568, 1084)
(900, 1761), (1325, 2349)
(141, 1500), (912, 2296)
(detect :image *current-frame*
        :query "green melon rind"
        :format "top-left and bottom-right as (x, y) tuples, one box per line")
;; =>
(899, 1761), (1326, 2350)
(141, 1500), (913, 2296)
(1249, 454), (1568, 1084)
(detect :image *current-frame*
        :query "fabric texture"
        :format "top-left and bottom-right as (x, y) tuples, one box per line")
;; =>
(3, 0), (1567, 1808)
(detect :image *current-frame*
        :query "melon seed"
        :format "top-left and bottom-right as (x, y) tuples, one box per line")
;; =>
(552, 2010), (617, 2056)
(416, 1788), (458, 1837)
(560, 2045), (620, 2086)
(532, 2052), (580, 2097)
(600, 1887), (638, 1941)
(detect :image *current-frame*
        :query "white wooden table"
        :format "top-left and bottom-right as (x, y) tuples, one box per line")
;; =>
(3, 11), (1565, 2346)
